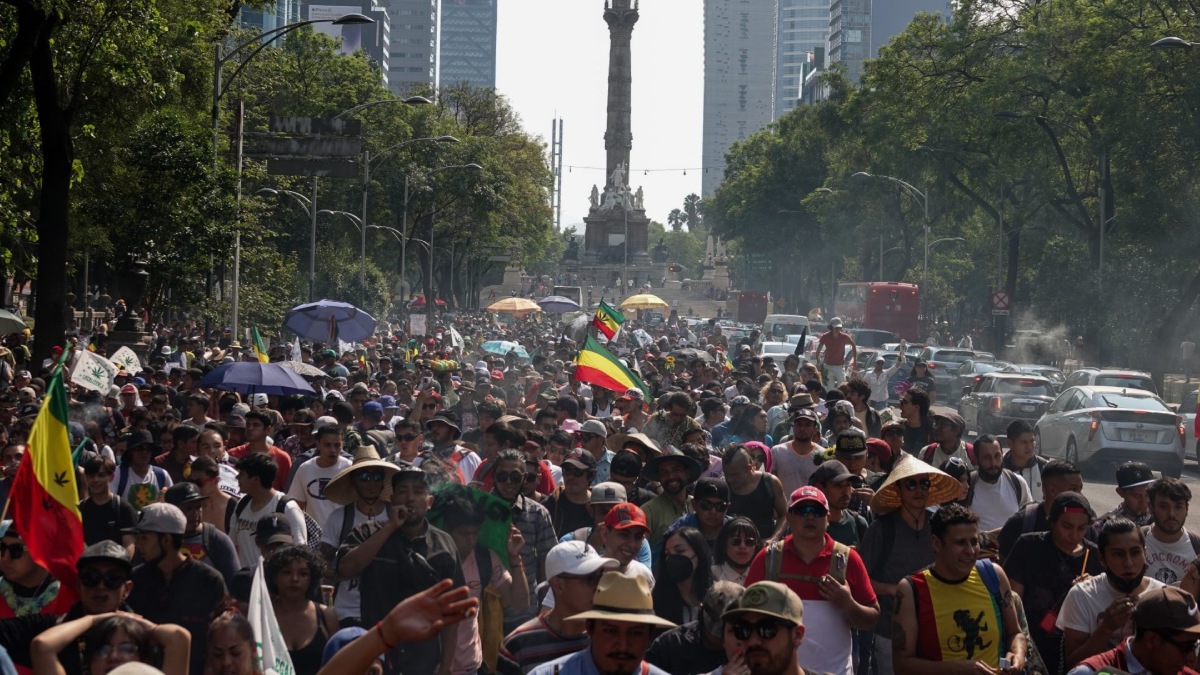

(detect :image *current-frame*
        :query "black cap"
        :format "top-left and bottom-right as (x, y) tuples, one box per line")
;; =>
(1050, 491), (1095, 522)
(1115, 461), (1154, 489)
(254, 515), (293, 545)
(809, 460), (856, 487)
(834, 429), (868, 456)
(693, 477), (730, 501)
(124, 429), (156, 451)
(77, 540), (133, 573)
(164, 481), (207, 507)
(563, 449), (598, 471)
(610, 450), (643, 478)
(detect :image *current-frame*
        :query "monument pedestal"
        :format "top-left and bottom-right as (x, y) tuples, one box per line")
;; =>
(107, 330), (154, 363)
(582, 206), (650, 264)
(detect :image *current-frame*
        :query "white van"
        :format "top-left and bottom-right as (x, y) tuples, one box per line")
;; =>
(762, 315), (810, 341)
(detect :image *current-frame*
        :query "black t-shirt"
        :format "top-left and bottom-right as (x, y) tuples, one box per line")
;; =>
(901, 418), (935, 457)
(645, 621), (726, 675)
(543, 491), (592, 538)
(1003, 531), (1102, 675)
(998, 504), (1049, 561)
(79, 496), (137, 546)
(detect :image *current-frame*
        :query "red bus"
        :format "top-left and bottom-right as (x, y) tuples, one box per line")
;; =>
(835, 282), (920, 341)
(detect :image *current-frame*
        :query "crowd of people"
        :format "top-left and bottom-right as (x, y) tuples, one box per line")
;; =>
(0, 311), (1193, 675)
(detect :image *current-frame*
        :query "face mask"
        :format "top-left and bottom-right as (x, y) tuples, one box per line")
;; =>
(1107, 565), (1146, 594)
(664, 554), (695, 584)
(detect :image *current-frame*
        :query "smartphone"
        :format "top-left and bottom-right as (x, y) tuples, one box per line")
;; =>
(320, 584), (335, 606)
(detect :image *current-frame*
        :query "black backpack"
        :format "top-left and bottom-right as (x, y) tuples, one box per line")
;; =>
(226, 494), (323, 551)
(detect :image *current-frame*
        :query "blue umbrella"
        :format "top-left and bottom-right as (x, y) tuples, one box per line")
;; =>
(536, 295), (582, 313)
(480, 341), (529, 359)
(284, 299), (378, 342)
(196, 362), (315, 395)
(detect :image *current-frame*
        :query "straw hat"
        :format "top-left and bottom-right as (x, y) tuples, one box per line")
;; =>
(323, 445), (401, 506)
(869, 453), (960, 514)
(606, 431), (663, 457)
(568, 571), (677, 628)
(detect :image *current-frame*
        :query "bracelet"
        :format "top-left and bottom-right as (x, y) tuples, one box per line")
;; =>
(375, 621), (397, 650)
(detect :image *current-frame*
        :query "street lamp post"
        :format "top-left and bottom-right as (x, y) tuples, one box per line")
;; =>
(853, 172), (932, 331)
(211, 12), (373, 340)
(256, 187), (319, 300)
(421, 164), (482, 331)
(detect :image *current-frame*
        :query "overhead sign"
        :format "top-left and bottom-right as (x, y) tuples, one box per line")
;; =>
(268, 116), (361, 136)
(992, 310), (1010, 316)
(267, 158), (360, 178)
(70, 351), (118, 393)
(991, 291), (1010, 311)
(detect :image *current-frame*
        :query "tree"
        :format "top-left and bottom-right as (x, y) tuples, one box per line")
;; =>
(682, 193), (703, 231)
(667, 208), (685, 232)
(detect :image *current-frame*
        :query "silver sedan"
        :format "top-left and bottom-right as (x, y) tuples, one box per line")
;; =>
(1035, 386), (1185, 477)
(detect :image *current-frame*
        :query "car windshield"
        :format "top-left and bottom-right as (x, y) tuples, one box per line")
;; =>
(761, 344), (791, 355)
(1094, 375), (1156, 392)
(975, 363), (1001, 374)
(992, 379), (1054, 396)
(934, 351), (975, 364)
(771, 324), (805, 337)
(1093, 393), (1168, 411)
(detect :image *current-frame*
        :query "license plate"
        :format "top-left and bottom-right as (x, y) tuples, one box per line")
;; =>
(1021, 405), (1036, 413)
(1130, 432), (1146, 442)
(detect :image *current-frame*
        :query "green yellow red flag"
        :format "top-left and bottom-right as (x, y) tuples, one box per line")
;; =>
(591, 301), (625, 340)
(251, 324), (270, 363)
(575, 336), (650, 399)
(9, 360), (83, 602)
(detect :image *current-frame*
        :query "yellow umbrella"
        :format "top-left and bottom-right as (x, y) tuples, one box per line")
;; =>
(620, 294), (669, 311)
(486, 297), (543, 315)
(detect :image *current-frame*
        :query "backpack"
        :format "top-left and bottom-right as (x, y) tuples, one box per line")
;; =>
(921, 442), (977, 466)
(967, 470), (1025, 508)
(226, 494), (323, 551)
(765, 538), (850, 585)
(1141, 525), (1200, 556)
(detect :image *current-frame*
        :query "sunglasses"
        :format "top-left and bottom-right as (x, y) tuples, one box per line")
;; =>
(80, 568), (128, 590)
(697, 500), (729, 512)
(0, 542), (23, 559)
(396, 434), (419, 443)
(495, 470), (525, 484)
(422, 403), (438, 410)
(355, 470), (386, 482)
(902, 478), (932, 492)
(730, 536), (758, 547)
(524, 471), (539, 482)
(578, 433), (598, 442)
(730, 618), (791, 641)
(789, 505), (827, 518)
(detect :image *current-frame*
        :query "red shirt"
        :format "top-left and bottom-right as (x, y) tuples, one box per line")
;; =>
(818, 331), (855, 366)
(474, 457), (556, 495)
(744, 533), (876, 606)
(227, 444), (292, 491)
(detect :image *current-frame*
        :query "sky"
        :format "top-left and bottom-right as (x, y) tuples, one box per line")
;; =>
(495, 1), (705, 231)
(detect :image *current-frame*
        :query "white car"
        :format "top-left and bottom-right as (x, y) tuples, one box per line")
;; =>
(1036, 386), (1185, 477)
(1182, 389), (1198, 463)
(758, 341), (795, 361)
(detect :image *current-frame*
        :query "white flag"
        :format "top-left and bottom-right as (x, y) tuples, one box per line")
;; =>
(448, 325), (464, 351)
(291, 337), (302, 363)
(109, 346), (142, 373)
(70, 351), (118, 393)
(337, 338), (353, 356)
(249, 559), (295, 675)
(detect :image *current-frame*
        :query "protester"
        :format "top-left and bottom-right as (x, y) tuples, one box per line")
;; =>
(719, 581), (813, 675)
(642, 447), (704, 557)
(264, 545), (339, 675)
(646, 581), (744, 675)
(1142, 476), (1196, 586)
(1066, 586), (1200, 675)
(165, 481), (238, 585)
(78, 455), (136, 553)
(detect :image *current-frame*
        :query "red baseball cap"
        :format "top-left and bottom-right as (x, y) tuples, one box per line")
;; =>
(604, 503), (649, 532)
(788, 485), (829, 510)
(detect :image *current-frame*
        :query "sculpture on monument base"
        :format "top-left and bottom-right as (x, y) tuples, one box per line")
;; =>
(651, 238), (668, 263)
(634, 186), (644, 210)
(589, 185), (600, 210)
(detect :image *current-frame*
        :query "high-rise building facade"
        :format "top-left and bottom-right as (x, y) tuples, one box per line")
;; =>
(383, 0), (440, 96)
(872, 0), (950, 56)
(828, 0), (870, 82)
(701, 0), (777, 197)
(305, 1), (391, 87)
(439, 0), (497, 90)
(238, 0), (302, 31)
(774, 0), (831, 118)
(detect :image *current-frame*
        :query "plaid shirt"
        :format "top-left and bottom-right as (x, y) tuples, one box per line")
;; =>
(504, 492), (556, 626)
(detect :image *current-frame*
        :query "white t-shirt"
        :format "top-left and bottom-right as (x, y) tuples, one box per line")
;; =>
(770, 442), (821, 496)
(110, 465), (173, 510)
(1057, 574), (1165, 646)
(456, 446), (482, 483)
(286, 456), (352, 527)
(799, 598), (853, 675)
(231, 492), (308, 567)
(970, 471), (1032, 531)
(322, 504), (392, 621)
(1145, 528), (1196, 586)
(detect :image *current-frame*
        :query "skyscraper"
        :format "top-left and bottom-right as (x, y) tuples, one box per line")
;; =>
(701, 0), (777, 197)
(439, 0), (497, 90)
(305, 1), (391, 88)
(872, 0), (951, 57)
(828, 0), (870, 82)
(238, 0), (302, 31)
(383, 0), (440, 96)
(774, 0), (831, 117)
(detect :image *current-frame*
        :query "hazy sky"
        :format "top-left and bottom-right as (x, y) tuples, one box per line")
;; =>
(495, 1), (704, 231)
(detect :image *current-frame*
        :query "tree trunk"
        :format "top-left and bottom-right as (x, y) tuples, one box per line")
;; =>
(29, 22), (70, 364)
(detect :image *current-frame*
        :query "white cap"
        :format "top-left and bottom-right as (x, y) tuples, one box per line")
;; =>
(545, 541), (619, 580)
(475, 360), (488, 371)
(315, 416), (338, 429)
(251, 393), (269, 407)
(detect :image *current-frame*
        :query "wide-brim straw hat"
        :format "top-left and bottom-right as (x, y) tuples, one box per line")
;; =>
(869, 453), (960, 514)
(606, 431), (663, 456)
(568, 571), (677, 628)
(324, 445), (401, 506)
(642, 445), (703, 483)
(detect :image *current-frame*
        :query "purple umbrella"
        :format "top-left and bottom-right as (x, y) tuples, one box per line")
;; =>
(284, 299), (378, 342)
(196, 362), (315, 395)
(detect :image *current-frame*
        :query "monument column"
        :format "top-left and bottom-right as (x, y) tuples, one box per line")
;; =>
(604, 0), (638, 186)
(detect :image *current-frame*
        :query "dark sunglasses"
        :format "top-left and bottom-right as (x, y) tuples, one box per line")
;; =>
(354, 470), (386, 482)
(422, 403), (438, 410)
(524, 471), (540, 483)
(495, 470), (525, 484)
(789, 504), (827, 518)
(729, 536), (758, 547)
(730, 618), (791, 641)
(396, 434), (419, 443)
(0, 542), (24, 559)
(697, 500), (729, 512)
(79, 568), (128, 590)
(902, 478), (932, 492)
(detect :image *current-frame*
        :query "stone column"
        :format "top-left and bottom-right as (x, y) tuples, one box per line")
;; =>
(603, 0), (638, 186)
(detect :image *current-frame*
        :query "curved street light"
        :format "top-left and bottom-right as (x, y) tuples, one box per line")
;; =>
(333, 96), (433, 119)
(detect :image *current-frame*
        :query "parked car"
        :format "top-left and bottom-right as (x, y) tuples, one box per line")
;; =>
(847, 328), (898, 349)
(912, 347), (979, 398)
(958, 373), (1055, 436)
(1001, 363), (1066, 392)
(1035, 385), (1184, 477)
(1061, 367), (1159, 396)
(1182, 389), (1198, 463)
(758, 341), (795, 361)
(950, 359), (1010, 404)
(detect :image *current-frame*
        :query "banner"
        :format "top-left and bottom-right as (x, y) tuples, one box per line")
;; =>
(250, 559), (296, 675)
(69, 351), (118, 393)
(109, 346), (141, 374)
(448, 325), (464, 351)
(410, 314), (427, 337)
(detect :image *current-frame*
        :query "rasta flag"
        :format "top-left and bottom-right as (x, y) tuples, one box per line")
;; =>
(591, 300), (625, 340)
(251, 324), (270, 363)
(9, 359), (83, 603)
(575, 336), (651, 400)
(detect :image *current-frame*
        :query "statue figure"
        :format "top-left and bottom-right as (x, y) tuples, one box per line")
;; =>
(634, 186), (644, 209)
(599, 185), (617, 211)
(609, 162), (626, 189)
(589, 184), (600, 209)
(651, 238), (668, 263)
(564, 238), (580, 261)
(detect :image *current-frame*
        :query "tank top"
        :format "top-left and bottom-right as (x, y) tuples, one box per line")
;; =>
(909, 567), (1002, 667)
(288, 603), (332, 675)
(729, 474), (776, 540)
